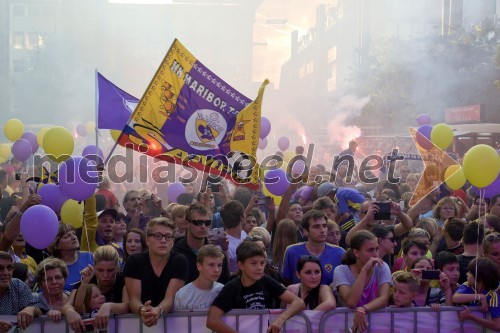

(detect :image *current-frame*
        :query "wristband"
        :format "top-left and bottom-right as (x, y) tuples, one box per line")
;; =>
(158, 306), (164, 317)
(356, 306), (366, 314)
(15, 210), (23, 218)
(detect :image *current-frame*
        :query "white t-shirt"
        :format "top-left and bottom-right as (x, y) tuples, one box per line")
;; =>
(226, 230), (247, 274)
(174, 282), (224, 311)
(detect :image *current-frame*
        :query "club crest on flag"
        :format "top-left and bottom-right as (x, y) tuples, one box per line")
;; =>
(112, 39), (268, 188)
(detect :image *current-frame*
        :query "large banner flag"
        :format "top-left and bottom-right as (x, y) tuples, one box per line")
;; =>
(97, 72), (139, 130)
(116, 39), (268, 188)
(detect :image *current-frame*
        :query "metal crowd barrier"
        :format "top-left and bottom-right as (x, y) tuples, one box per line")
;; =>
(0, 307), (489, 333)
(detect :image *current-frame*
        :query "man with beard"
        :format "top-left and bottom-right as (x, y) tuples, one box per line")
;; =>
(281, 210), (345, 286)
(174, 204), (230, 284)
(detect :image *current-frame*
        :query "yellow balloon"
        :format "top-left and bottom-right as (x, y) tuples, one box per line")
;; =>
(283, 151), (295, 163)
(60, 199), (83, 228)
(0, 156), (7, 164)
(444, 165), (466, 190)
(463, 144), (500, 188)
(85, 121), (96, 134)
(262, 182), (282, 205)
(110, 129), (121, 142)
(0, 143), (11, 160)
(4, 118), (24, 141)
(37, 127), (50, 148)
(43, 126), (74, 162)
(430, 123), (454, 150)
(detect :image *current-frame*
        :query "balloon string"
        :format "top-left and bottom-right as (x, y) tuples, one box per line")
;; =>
(474, 188), (484, 297)
(82, 205), (93, 270)
(42, 263), (53, 311)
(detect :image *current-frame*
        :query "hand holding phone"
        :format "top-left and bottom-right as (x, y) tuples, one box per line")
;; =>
(421, 270), (441, 280)
(373, 202), (391, 220)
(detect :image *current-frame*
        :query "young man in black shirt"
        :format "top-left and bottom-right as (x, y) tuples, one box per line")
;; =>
(207, 241), (304, 333)
(124, 217), (188, 327)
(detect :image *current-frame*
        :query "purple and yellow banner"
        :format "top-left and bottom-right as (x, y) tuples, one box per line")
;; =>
(117, 39), (267, 187)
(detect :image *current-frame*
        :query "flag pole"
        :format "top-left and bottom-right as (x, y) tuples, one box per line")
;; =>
(95, 69), (100, 166)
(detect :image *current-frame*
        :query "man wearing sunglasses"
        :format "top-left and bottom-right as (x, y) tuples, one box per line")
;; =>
(0, 251), (48, 332)
(174, 204), (230, 284)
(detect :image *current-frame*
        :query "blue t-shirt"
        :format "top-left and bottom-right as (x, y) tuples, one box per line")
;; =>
(281, 242), (345, 285)
(64, 251), (94, 291)
(456, 282), (500, 319)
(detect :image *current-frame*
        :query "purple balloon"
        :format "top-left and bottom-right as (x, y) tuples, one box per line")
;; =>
(258, 138), (268, 150)
(471, 173), (500, 199)
(76, 124), (87, 137)
(21, 131), (39, 153)
(12, 138), (32, 161)
(167, 182), (186, 203)
(278, 137), (290, 151)
(264, 169), (290, 196)
(291, 160), (306, 175)
(58, 156), (98, 201)
(82, 145), (104, 164)
(21, 205), (59, 249)
(416, 125), (434, 150)
(416, 114), (431, 126)
(260, 117), (271, 139)
(38, 184), (68, 213)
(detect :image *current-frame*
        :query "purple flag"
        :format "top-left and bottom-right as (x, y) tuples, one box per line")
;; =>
(97, 72), (139, 130)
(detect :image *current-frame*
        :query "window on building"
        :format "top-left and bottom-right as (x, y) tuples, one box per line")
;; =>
(306, 61), (314, 75)
(11, 5), (25, 16)
(13, 59), (26, 73)
(26, 32), (39, 50)
(328, 46), (337, 63)
(28, 5), (41, 17)
(12, 32), (24, 50)
(327, 63), (337, 92)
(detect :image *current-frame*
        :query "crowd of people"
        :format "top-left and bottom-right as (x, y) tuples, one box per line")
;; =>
(0, 142), (499, 333)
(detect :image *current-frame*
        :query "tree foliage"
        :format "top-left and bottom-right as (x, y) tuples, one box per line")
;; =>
(349, 20), (500, 131)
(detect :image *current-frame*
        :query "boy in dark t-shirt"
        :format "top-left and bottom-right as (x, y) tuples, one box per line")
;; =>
(207, 241), (305, 333)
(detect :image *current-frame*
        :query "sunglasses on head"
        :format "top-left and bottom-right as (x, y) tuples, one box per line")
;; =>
(245, 235), (263, 242)
(485, 233), (500, 243)
(190, 219), (212, 227)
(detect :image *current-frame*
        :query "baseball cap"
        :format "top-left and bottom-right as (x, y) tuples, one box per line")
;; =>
(317, 182), (337, 198)
(97, 208), (118, 220)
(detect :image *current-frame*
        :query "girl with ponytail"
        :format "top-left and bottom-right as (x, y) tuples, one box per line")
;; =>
(333, 230), (392, 333)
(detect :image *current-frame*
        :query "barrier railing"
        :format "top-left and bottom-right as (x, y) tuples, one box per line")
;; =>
(0, 307), (489, 333)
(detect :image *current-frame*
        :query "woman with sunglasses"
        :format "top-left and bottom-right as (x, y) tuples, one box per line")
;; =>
(483, 232), (500, 267)
(285, 256), (336, 311)
(371, 225), (397, 266)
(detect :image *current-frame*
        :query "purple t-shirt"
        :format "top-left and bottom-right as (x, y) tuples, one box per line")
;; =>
(291, 186), (314, 203)
(333, 263), (393, 307)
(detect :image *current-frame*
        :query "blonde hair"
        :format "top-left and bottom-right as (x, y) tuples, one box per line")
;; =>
(407, 228), (430, 241)
(393, 271), (419, 292)
(94, 245), (119, 266)
(248, 227), (271, 248)
(170, 205), (189, 220)
(146, 217), (177, 235)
